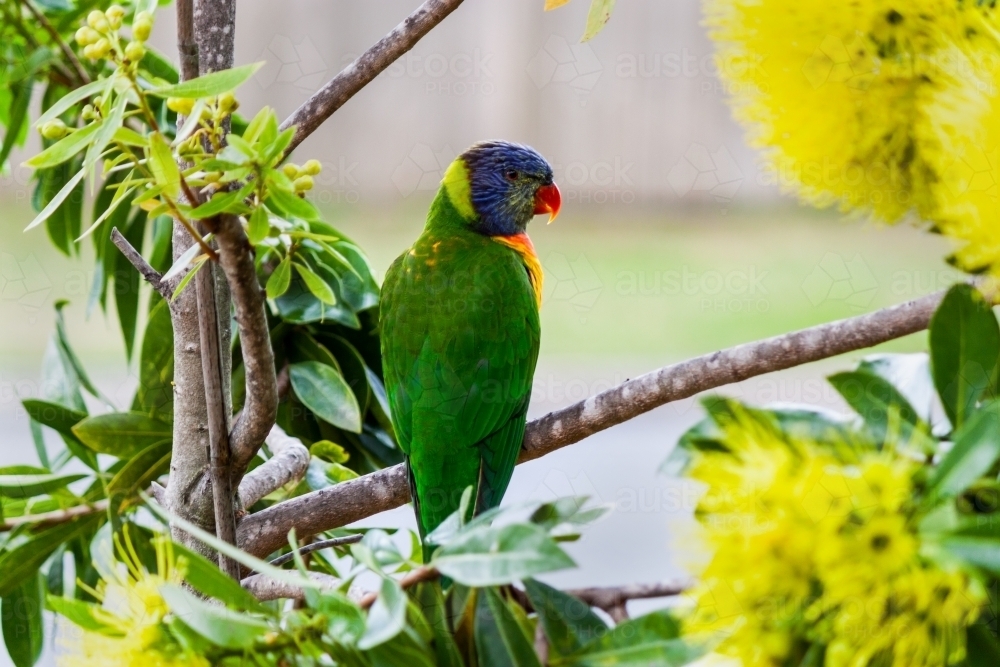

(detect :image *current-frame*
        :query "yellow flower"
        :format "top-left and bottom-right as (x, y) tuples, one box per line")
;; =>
(683, 407), (984, 667)
(58, 534), (208, 667)
(705, 0), (1000, 273)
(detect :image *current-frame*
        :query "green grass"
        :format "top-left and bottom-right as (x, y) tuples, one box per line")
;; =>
(0, 194), (959, 374)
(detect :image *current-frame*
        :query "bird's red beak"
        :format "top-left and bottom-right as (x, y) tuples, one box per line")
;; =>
(534, 183), (561, 223)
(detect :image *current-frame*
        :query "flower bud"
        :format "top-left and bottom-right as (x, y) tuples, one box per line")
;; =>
(81, 104), (96, 120)
(302, 159), (322, 176)
(293, 175), (314, 192)
(203, 171), (221, 183)
(218, 91), (238, 113)
(75, 27), (96, 46)
(124, 41), (146, 62)
(82, 44), (101, 61)
(106, 5), (125, 20)
(93, 38), (112, 59)
(40, 119), (68, 140)
(132, 12), (153, 41)
(87, 10), (110, 33)
(282, 163), (300, 179)
(166, 97), (195, 115)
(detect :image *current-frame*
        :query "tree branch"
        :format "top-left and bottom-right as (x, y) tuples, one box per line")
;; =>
(266, 534), (363, 568)
(565, 581), (691, 614)
(0, 500), (109, 532)
(279, 0), (465, 155)
(237, 283), (995, 558)
(238, 424), (311, 509)
(175, 0), (199, 81)
(240, 572), (355, 602)
(110, 228), (172, 300)
(214, 214), (278, 473)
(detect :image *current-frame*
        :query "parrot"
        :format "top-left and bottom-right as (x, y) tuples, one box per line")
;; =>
(379, 141), (561, 558)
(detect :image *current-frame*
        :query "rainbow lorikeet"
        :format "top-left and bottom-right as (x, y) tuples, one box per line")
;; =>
(380, 141), (561, 555)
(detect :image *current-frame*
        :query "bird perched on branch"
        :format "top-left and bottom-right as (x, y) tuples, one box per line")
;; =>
(380, 141), (561, 558)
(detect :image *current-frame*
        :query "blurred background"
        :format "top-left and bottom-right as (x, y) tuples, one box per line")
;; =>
(0, 1), (961, 661)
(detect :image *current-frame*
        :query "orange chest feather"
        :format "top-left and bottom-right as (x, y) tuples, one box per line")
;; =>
(492, 233), (543, 309)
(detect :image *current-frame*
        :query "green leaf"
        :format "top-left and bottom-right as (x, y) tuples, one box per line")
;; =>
(21, 400), (86, 438)
(106, 439), (171, 500)
(149, 63), (265, 99)
(0, 516), (100, 598)
(34, 78), (109, 128)
(525, 579), (607, 656)
(306, 589), (365, 645)
(188, 183), (253, 219)
(942, 534), (1000, 575)
(930, 284), (1000, 429)
(23, 169), (86, 232)
(267, 186), (321, 222)
(46, 596), (124, 636)
(72, 412), (172, 458)
(171, 543), (271, 614)
(553, 610), (701, 667)
(26, 121), (104, 170)
(170, 255), (207, 301)
(247, 206), (269, 245)
(966, 624), (1000, 667)
(432, 523), (575, 587)
(358, 577), (407, 650)
(305, 458), (359, 490)
(266, 256), (292, 299)
(134, 299), (174, 418)
(148, 132), (180, 198)
(289, 361), (363, 433)
(116, 210), (147, 359)
(0, 473), (86, 499)
(1, 78), (33, 169)
(412, 582), (463, 667)
(159, 584), (269, 649)
(929, 400), (1000, 497)
(581, 0), (617, 42)
(828, 370), (933, 450)
(1, 572), (43, 667)
(113, 126), (147, 147)
(295, 262), (337, 305)
(85, 94), (127, 173)
(475, 587), (541, 667)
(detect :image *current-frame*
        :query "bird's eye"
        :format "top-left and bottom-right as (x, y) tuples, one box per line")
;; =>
(504, 169), (519, 181)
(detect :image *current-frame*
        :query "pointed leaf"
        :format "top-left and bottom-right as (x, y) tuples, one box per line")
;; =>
(23, 169), (86, 232)
(0, 473), (87, 499)
(266, 256), (292, 299)
(149, 63), (264, 98)
(46, 596), (124, 636)
(295, 262), (337, 305)
(432, 523), (575, 587)
(148, 132), (180, 198)
(71, 412), (172, 458)
(357, 577), (407, 650)
(289, 361), (362, 433)
(525, 579), (607, 656)
(1, 573), (43, 667)
(475, 587), (541, 667)
(35, 78), (110, 128)
(170, 543), (271, 614)
(581, 0), (617, 42)
(26, 121), (104, 169)
(247, 206), (269, 244)
(929, 399), (1000, 497)
(159, 584), (269, 649)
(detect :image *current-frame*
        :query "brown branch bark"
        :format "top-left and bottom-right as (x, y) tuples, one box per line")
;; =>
(279, 0), (466, 155)
(266, 534), (363, 568)
(565, 581), (691, 613)
(214, 214), (278, 474)
(240, 572), (353, 602)
(238, 424), (310, 509)
(110, 228), (172, 299)
(237, 283), (990, 558)
(175, 0), (199, 81)
(195, 258), (240, 579)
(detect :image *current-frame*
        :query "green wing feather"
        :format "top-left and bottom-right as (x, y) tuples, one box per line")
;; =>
(380, 192), (540, 545)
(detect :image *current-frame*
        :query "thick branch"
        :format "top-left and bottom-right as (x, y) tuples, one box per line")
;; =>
(175, 0), (199, 81)
(195, 258), (239, 578)
(279, 0), (465, 155)
(238, 424), (310, 509)
(111, 228), (172, 299)
(214, 214), (278, 473)
(237, 284), (988, 558)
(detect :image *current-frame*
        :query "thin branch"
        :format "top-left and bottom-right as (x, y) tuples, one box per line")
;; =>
(279, 0), (465, 155)
(358, 566), (439, 609)
(0, 500), (109, 532)
(19, 0), (90, 84)
(237, 282), (995, 558)
(238, 424), (311, 509)
(267, 534), (363, 568)
(240, 572), (354, 602)
(111, 228), (172, 299)
(213, 214), (278, 474)
(175, 0), (199, 81)
(565, 581), (691, 613)
(195, 251), (240, 579)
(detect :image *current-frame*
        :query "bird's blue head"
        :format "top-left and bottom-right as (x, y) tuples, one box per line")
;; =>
(441, 141), (561, 237)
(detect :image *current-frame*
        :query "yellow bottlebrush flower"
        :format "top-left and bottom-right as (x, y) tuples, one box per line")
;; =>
(684, 410), (984, 667)
(705, 0), (1000, 272)
(59, 534), (208, 667)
